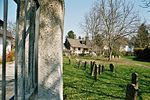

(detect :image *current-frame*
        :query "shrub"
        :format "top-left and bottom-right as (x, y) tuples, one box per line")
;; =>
(143, 47), (150, 60)
(6, 50), (15, 62)
(134, 47), (150, 60)
(134, 48), (144, 58)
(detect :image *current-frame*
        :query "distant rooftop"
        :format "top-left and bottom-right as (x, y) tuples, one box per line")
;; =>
(0, 19), (13, 38)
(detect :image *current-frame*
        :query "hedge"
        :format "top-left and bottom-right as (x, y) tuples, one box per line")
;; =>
(134, 47), (150, 60)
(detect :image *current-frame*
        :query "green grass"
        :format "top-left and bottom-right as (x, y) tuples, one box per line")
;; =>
(63, 56), (150, 100)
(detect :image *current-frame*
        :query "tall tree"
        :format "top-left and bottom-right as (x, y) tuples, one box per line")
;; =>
(134, 23), (149, 48)
(81, 0), (139, 61)
(67, 30), (76, 39)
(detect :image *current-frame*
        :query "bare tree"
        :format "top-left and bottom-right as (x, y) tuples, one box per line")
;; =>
(141, 0), (150, 12)
(7, 21), (16, 37)
(141, 0), (150, 7)
(81, 0), (139, 61)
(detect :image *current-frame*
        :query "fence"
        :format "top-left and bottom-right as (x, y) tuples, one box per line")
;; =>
(2, 0), (40, 99)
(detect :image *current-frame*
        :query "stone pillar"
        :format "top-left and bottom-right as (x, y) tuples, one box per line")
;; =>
(38, 0), (64, 99)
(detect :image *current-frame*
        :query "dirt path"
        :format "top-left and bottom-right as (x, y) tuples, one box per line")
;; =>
(134, 63), (150, 68)
(0, 62), (14, 99)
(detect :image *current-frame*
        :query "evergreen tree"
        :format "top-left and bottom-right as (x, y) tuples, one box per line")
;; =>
(67, 30), (76, 39)
(134, 23), (149, 48)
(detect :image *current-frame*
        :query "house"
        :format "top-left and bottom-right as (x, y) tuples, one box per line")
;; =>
(64, 38), (92, 55)
(0, 19), (14, 57)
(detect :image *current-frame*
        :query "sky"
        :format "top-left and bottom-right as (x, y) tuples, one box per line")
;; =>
(0, 0), (150, 41)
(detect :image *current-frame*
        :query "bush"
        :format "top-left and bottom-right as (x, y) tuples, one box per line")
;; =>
(0, 50), (15, 63)
(143, 47), (150, 60)
(134, 47), (150, 60)
(6, 50), (15, 62)
(134, 48), (144, 58)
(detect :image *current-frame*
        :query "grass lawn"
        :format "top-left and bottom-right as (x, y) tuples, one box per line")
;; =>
(63, 56), (150, 100)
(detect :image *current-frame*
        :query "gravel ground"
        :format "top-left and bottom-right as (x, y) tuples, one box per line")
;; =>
(0, 62), (14, 99)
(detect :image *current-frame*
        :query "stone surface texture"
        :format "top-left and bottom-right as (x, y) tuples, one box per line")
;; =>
(38, 0), (64, 99)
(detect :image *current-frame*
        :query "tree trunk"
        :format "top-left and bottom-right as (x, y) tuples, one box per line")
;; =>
(38, 0), (64, 99)
(108, 43), (112, 61)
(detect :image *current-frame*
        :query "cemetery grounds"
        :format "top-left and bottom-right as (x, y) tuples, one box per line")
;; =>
(63, 56), (150, 100)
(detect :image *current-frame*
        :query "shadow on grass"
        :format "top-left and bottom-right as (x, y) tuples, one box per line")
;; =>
(64, 82), (124, 99)
(132, 57), (150, 62)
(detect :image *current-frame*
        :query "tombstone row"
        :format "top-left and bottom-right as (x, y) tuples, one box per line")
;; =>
(90, 61), (105, 81)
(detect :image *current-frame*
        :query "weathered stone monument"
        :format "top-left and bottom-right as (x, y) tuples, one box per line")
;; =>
(125, 84), (138, 100)
(110, 63), (115, 72)
(131, 73), (138, 88)
(84, 61), (87, 70)
(94, 64), (99, 80)
(91, 61), (95, 76)
(101, 65), (104, 72)
(98, 64), (101, 74)
(38, 0), (64, 99)
(125, 73), (138, 100)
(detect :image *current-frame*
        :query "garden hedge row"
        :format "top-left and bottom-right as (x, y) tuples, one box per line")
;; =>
(134, 47), (150, 60)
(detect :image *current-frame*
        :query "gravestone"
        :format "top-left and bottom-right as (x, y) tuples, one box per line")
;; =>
(78, 60), (81, 68)
(131, 73), (138, 89)
(98, 64), (101, 74)
(69, 58), (71, 65)
(125, 84), (138, 100)
(110, 63), (115, 72)
(102, 65), (104, 72)
(90, 61), (93, 75)
(84, 61), (87, 70)
(91, 61), (96, 76)
(94, 64), (98, 81)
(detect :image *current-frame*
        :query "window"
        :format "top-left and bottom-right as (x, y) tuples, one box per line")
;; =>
(78, 48), (80, 50)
